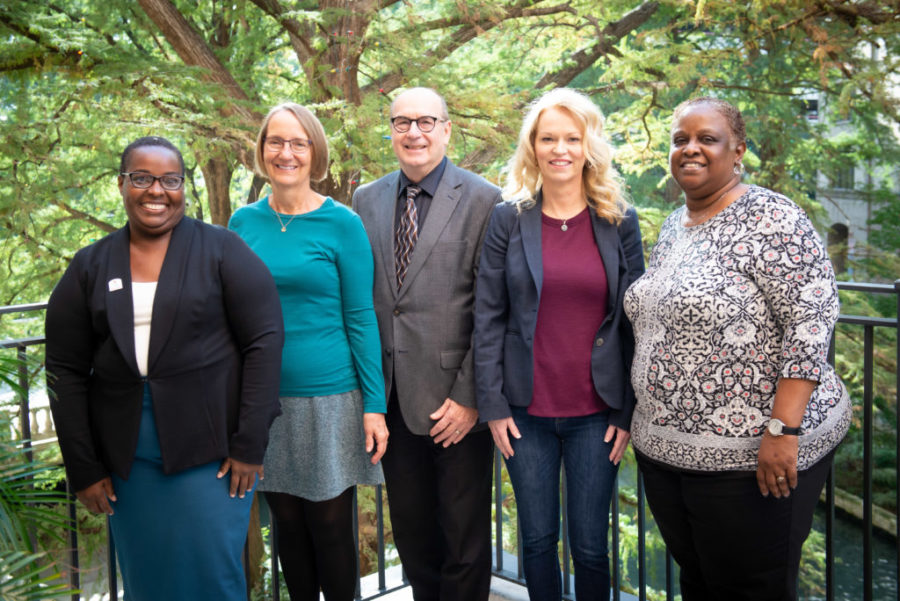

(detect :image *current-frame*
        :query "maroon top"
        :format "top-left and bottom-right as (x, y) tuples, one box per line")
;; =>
(529, 207), (609, 417)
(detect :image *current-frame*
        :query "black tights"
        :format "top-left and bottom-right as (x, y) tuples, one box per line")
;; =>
(264, 488), (357, 601)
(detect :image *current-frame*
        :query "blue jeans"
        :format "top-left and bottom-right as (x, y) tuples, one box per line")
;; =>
(505, 406), (619, 601)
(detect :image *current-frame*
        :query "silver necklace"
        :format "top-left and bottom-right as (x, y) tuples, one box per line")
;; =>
(272, 207), (299, 232)
(561, 218), (570, 232)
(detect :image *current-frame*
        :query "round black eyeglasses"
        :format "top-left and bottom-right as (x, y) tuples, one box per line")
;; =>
(121, 172), (185, 191)
(390, 116), (444, 133)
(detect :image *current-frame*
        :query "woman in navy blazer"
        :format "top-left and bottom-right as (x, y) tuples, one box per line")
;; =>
(474, 89), (644, 601)
(45, 137), (284, 601)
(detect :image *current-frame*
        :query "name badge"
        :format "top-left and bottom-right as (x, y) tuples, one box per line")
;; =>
(108, 278), (123, 292)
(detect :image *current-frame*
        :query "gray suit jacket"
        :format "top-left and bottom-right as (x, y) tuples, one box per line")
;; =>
(352, 161), (501, 435)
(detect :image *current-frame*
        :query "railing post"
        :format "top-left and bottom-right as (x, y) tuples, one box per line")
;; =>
(561, 467), (571, 598)
(376, 484), (385, 592)
(494, 448), (503, 573)
(272, 516), (280, 601)
(68, 489), (79, 601)
(825, 462), (835, 601)
(665, 548), (674, 601)
(895, 278), (899, 601)
(353, 487), (361, 600)
(863, 325), (874, 601)
(17, 344), (32, 463)
(611, 479), (620, 601)
(107, 516), (117, 600)
(637, 471), (646, 601)
(827, 329), (836, 601)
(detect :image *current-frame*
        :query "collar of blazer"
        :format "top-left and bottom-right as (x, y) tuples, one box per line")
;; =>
(519, 190), (621, 313)
(375, 160), (466, 299)
(105, 217), (198, 376)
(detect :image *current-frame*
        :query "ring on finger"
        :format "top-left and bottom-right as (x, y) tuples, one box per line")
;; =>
(776, 475), (786, 483)
(455, 429), (461, 435)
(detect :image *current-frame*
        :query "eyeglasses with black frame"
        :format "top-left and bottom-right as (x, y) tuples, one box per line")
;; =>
(264, 136), (313, 154)
(389, 116), (445, 133)
(120, 172), (185, 191)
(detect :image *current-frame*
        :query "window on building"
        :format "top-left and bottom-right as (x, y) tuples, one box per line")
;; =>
(831, 165), (855, 190)
(801, 98), (819, 121)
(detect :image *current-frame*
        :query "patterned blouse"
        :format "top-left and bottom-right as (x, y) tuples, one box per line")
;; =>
(624, 186), (850, 472)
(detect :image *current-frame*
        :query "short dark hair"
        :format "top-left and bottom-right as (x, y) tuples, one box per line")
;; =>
(120, 136), (185, 175)
(673, 97), (746, 146)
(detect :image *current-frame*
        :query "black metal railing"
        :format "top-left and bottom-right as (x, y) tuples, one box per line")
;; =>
(2, 279), (898, 601)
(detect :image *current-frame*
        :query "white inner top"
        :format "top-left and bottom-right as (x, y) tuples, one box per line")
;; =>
(132, 281), (158, 377)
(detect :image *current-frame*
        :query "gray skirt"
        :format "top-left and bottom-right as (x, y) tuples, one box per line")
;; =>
(258, 389), (384, 501)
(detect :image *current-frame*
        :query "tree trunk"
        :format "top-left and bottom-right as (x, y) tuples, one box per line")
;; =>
(201, 157), (233, 226)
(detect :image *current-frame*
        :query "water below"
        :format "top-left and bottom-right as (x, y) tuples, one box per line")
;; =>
(807, 508), (898, 601)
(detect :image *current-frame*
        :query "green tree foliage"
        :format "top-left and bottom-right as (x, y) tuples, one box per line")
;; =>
(1, 0), (897, 304)
(2, 6), (898, 591)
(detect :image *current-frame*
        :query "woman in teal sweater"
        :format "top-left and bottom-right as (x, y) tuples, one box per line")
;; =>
(229, 103), (387, 601)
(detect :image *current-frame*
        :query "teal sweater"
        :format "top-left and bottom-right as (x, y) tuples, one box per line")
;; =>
(229, 197), (386, 413)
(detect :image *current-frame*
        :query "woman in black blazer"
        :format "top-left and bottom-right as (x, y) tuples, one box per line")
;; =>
(45, 136), (284, 601)
(474, 89), (644, 601)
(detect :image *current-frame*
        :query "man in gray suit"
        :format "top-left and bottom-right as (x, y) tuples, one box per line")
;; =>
(352, 87), (499, 601)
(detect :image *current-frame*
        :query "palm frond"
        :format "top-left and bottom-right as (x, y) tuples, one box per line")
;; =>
(0, 550), (75, 601)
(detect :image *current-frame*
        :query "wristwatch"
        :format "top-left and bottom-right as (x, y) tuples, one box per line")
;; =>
(766, 418), (801, 436)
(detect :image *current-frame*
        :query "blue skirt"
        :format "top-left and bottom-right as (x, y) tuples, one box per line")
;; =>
(109, 385), (254, 601)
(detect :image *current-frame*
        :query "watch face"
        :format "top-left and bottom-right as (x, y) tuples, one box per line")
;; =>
(768, 419), (783, 435)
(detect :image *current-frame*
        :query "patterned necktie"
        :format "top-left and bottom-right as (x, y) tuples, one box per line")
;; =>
(395, 185), (420, 288)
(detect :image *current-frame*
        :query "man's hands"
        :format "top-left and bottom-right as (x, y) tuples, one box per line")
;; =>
(429, 398), (478, 447)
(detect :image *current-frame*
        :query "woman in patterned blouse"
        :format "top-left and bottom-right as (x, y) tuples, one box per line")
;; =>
(623, 98), (850, 601)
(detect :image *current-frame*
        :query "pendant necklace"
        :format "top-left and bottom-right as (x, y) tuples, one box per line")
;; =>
(561, 218), (570, 232)
(271, 204), (299, 232)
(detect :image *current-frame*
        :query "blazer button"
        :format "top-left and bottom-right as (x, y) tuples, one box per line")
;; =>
(393, 309), (401, 316)
(595, 337), (604, 347)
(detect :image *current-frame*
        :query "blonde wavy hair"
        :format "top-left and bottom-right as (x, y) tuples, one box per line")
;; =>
(503, 88), (628, 224)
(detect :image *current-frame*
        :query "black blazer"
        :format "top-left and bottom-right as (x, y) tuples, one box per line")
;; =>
(45, 217), (284, 492)
(473, 195), (645, 430)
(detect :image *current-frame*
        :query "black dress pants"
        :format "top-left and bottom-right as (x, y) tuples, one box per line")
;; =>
(381, 398), (494, 601)
(636, 449), (835, 601)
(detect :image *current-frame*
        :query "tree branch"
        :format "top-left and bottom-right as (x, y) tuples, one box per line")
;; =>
(137, 0), (258, 123)
(361, 0), (575, 97)
(248, 0), (316, 62)
(48, 3), (118, 47)
(46, 197), (118, 234)
(536, 2), (660, 89)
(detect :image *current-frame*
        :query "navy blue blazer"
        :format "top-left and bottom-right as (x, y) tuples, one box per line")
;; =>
(45, 217), (284, 492)
(473, 194), (645, 430)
